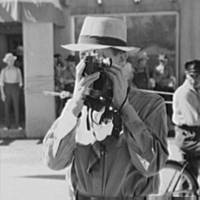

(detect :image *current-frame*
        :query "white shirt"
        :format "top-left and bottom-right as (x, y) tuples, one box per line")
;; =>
(53, 99), (114, 145)
(0, 66), (23, 87)
(172, 79), (200, 126)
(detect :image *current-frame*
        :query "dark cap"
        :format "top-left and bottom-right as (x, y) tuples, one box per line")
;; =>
(185, 60), (200, 74)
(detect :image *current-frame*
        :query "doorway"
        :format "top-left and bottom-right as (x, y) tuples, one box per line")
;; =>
(0, 22), (25, 130)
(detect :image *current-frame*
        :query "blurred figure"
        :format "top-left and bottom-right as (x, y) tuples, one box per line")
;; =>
(133, 52), (151, 89)
(63, 54), (76, 93)
(152, 54), (176, 133)
(153, 54), (176, 92)
(54, 53), (65, 116)
(0, 53), (23, 130)
(15, 45), (24, 78)
(54, 54), (76, 116)
(123, 61), (135, 87)
(58, 55), (76, 114)
(54, 53), (64, 91)
(172, 60), (200, 182)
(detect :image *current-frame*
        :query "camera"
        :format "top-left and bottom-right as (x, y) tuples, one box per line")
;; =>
(83, 54), (113, 111)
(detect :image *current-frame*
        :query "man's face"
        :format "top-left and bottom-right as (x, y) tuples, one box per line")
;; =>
(187, 72), (200, 89)
(7, 59), (15, 66)
(96, 48), (127, 68)
(139, 59), (147, 67)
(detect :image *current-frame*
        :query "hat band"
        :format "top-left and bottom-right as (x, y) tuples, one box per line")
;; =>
(78, 36), (127, 47)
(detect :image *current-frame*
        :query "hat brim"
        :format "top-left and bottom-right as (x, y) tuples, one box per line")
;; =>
(3, 56), (17, 63)
(62, 43), (140, 53)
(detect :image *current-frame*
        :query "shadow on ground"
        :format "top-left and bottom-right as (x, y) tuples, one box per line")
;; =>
(0, 139), (16, 146)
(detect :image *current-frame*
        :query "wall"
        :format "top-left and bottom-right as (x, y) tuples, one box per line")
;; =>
(0, 34), (7, 69)
(69, 0), (179, 15)
(23, 22), (55, 138)
(179, 0), (200, 82)
(54, 9), (75, 59)
(66, 0), (200, 84)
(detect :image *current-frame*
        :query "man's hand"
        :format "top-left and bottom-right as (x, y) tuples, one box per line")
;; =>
(106, 64), (129, 109)
(60, 91), (72, 99)
(72, 59), (100, 104)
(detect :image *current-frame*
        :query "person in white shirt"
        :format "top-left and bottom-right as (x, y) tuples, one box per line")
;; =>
(0, 53), (23, 130)
(172, 59), (200, 181)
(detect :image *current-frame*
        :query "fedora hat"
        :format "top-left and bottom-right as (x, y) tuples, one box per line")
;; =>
(3, 53), (17, 64)
(62, 16), (139, 53)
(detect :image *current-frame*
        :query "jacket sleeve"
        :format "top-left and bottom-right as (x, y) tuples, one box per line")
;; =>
(122, 94), (169, 177)
(43, 100), (80, 170)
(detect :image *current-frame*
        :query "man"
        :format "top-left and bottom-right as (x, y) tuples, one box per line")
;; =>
(153, 54), (176, 92)
(43, 16), (168, 199)
(133, 52), (151, 89)
(172, 60), (200, 180)
(0, 52), (23, 130)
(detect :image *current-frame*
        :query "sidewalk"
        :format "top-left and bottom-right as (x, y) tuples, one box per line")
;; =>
(0, 139), (69, 200)
(0, 138), (181, 200)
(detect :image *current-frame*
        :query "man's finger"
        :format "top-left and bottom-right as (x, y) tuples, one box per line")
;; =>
(76, 59), (86, 78)
(82, 72), (100, 87)
(106, 68), (122, 83)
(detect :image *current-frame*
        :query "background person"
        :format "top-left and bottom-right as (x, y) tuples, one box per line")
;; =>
(153, 54), (176, 132)
(57, 54), (76, 115)
(152, 54), (176, 92)
(172, 60), (200, 182)
(123, 61), (135, 87)
(63, 54), (76, 94)
(54, 53), (66, 116)
(133, 52), (151, 89)
(43, 16), (168, 199)
(0, 53), (23, 130)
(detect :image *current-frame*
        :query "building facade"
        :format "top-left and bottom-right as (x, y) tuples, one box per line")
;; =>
(0, 0), (199, 138)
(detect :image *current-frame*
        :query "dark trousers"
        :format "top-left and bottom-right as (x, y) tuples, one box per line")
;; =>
(4, 83), (20, 128)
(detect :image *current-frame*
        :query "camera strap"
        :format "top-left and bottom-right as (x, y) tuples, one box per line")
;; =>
(111, 87), (130, 138)
(85, 87), (130, 138)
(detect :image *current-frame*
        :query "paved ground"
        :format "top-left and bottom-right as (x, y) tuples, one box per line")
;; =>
(0, 138), (182, 200)
(0, 139), (70, 200)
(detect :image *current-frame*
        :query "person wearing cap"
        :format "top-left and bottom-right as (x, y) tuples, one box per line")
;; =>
(0, 53), (23, 130)
(43, 16), (168, 199)
(172, 60), (200, 181)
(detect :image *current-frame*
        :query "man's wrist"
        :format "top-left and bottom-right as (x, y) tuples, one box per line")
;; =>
(70, 98), (84, 117)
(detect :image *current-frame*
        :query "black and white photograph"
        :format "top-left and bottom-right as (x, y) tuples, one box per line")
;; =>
(0, 0), (200, 199)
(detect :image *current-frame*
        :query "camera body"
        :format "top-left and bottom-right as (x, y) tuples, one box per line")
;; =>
(83, 55), (113, 110)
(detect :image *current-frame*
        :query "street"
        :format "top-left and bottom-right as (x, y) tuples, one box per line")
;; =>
(0, 138), (181, 200)
(0, 139), (69, 200)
